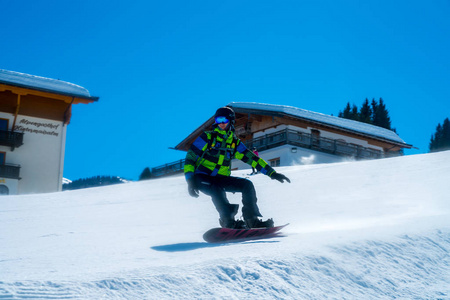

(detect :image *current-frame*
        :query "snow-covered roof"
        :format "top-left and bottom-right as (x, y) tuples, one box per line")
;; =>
(0, 69), (98, 100)
(228, 102), (409, 146)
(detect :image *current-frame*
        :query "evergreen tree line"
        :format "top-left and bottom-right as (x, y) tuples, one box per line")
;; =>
(338, 98), (393, 131)
(429, 117), (450, 153)
(63, 175), (124, 191)
(339, 98), (450, 153)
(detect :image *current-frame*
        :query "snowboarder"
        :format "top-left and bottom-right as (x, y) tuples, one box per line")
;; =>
(184, 106), (290, 229)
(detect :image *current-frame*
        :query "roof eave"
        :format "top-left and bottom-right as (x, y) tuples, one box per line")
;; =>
(0, 80), (99, 102)
(174, 116), (215, 150)
(229, 105), (412, 149)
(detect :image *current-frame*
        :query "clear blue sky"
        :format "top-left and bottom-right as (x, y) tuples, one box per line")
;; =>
(1, 1), (449, 180)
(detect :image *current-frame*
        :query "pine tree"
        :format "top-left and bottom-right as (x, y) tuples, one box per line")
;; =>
(359, 98), (373, 124)
(351, 104), (359, 121)
(371, 99), (378, 122)
(430, 118), (450, 152)
(139, 167), (153, 180)
(444, 118), (450, 149)
(338, 102), (360, 121)
(339, 102), (352, 119)
(371, 98), (392, 130)
(379, 98), (392, 129)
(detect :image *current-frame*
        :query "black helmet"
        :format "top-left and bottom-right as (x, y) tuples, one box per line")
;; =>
(214, 106), (235, 131)
(215, 106), (235, 123)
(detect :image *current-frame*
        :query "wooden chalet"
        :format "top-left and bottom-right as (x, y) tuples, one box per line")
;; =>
(154, 102), (412, 177)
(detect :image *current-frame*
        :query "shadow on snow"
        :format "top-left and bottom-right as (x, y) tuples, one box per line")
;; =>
(151, 240), (280, 252)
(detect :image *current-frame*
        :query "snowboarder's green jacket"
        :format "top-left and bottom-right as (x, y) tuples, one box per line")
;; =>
(184, 127), (276, 180)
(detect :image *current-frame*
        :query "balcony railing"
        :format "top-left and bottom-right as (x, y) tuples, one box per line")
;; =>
(0, 164), (21, 179)
(244, 129), (384, 159)
(0, 130), (24, 150)
(152, 159), (185, 178)
(151, 129), (389, 178)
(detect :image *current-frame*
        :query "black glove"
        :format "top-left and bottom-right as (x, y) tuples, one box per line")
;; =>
(187, 177), (199, 198)
(271, 172), (291, 183)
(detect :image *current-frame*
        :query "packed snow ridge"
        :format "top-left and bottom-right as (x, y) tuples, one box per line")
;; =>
(1, 151), (450, 299)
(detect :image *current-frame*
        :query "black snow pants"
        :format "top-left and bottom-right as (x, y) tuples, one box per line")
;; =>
(194, 174), (263, 220)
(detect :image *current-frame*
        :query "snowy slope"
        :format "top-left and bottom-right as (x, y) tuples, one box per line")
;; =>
(1, 151), (450, 299)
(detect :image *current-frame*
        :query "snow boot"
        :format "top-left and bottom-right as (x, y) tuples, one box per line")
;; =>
(219, 204), (246, 229)
(245, 217), (274, 229)
(219, 218), (246, 229)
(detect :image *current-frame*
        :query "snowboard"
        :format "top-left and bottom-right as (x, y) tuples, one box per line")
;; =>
(203, 223), (289, 243)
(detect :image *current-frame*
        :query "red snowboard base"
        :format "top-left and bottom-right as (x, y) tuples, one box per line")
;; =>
(203, 223), (289, 243)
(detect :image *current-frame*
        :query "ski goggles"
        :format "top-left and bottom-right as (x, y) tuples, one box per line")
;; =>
(215, 116), (229, 124)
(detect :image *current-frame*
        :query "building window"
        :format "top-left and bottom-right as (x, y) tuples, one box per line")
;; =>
(269, 157), (280, 167)
(0, 152), (5, 165)
(0, 119), (8, 131)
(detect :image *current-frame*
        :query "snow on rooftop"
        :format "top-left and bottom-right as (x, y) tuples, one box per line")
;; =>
(229, 102), (408, 145)
(0, 69), (95, 99)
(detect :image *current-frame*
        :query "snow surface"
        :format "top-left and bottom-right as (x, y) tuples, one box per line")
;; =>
(0, 69), (94, 99)
(229, 102), (408, 145)
(1, 151), (450, 299)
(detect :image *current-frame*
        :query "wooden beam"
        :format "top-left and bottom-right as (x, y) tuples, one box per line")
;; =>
(11, 94), (21, 131)
(0, 83), (96, 104)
